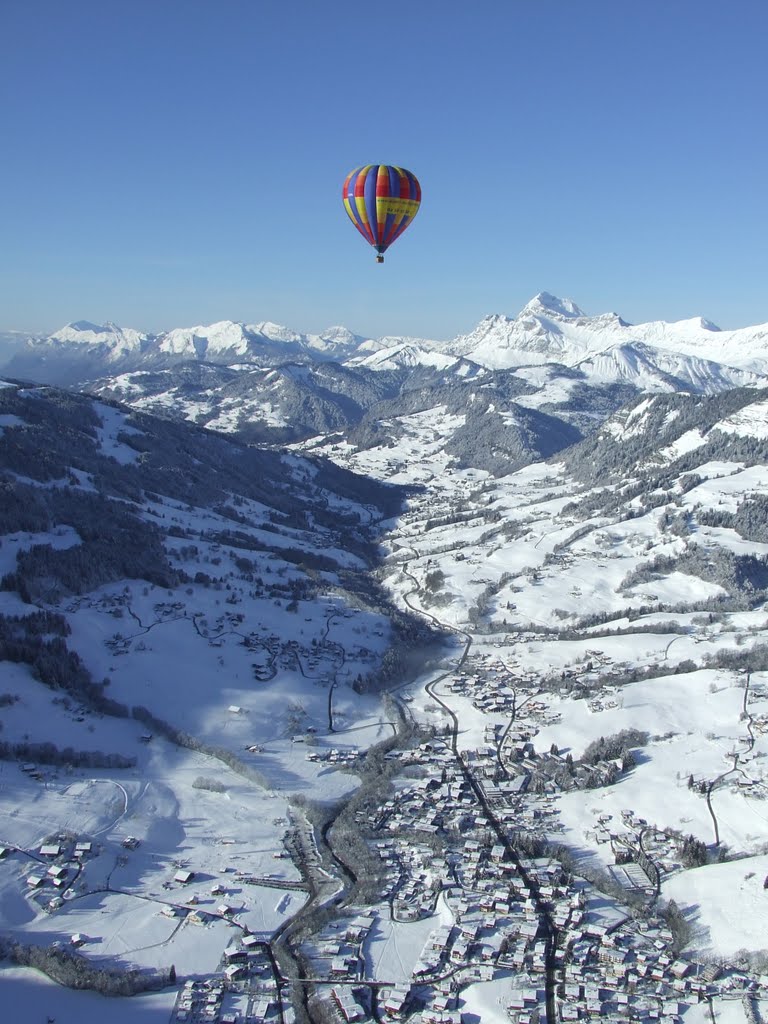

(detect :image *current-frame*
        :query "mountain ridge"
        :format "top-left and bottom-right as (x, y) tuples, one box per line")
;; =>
(7, 292), (768, 384)
(4, 295), (767, 470)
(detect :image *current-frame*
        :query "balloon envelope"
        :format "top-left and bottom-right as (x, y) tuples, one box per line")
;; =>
(342, 165), (421, 260)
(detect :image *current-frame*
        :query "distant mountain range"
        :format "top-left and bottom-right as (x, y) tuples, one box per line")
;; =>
(3, 294), (767, 475)
(5, 293), (768, 384)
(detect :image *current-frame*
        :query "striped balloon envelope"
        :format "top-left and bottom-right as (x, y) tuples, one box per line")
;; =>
(342, 165), (421, 263)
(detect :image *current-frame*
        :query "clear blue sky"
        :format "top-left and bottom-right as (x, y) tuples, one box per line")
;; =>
(2, 0), (766, 340)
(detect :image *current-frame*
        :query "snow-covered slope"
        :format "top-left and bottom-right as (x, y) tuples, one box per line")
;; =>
(437, 292), (768, 383)
(351, 342), (471, 374)
(571, 340), (761, 393)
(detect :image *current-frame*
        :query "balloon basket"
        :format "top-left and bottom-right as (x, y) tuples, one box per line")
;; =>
(376, 255), (384, 263)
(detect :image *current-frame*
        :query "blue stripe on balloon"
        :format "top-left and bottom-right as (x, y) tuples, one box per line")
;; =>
(381, 212), (397, 251)
(364, 166), (380, 246)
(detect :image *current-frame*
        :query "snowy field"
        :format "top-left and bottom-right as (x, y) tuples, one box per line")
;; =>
(364, 909), (443, 983)
(1, 965), (176, 1024)
(663, 855), (768, 958)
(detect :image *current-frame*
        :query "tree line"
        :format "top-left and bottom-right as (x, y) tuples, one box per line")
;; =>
(0, 611), (129, 717)
(0, 936), (175, 995)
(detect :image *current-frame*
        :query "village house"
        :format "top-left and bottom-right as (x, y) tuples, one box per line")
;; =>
(331, 986), (366, 1022)
(382, 986), (410, 1017)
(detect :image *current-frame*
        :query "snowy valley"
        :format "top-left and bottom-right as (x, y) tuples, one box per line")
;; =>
(2, 297), (768, 1024)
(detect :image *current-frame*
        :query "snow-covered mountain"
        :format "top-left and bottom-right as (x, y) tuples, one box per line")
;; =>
(48, 320), (152, 354)
(4, 295), (768, 470)
(561, 386), (768, 485)
(7, 292), (768, 393)
(570, 340), (759, 393)
(153, 320), (369, 363)
(2, 319), (372, 385)
(95, 359), (407, 444)
(430, 292), (768, 385)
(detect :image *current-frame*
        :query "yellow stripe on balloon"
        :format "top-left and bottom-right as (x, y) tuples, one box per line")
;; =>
(355, 196), (369, 225)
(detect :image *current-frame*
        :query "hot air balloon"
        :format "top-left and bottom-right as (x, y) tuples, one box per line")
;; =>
(342, 165), (421, 263)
